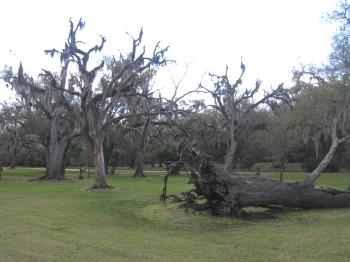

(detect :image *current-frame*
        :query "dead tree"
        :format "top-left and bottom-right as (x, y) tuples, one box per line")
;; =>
(14, 60), (77, 180)
(133, 116), (152, 177)
(200, 62), (289, 175)
(50, 19), (168, 188)
(0, 32), (78, 179)
(161, 132), (350, 217)
(188, 160), (350, 217)
(130, 72), (158, 178)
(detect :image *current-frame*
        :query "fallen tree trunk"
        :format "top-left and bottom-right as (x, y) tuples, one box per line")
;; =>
(161, 118), (350, 217)
(187, 162), (350, 216)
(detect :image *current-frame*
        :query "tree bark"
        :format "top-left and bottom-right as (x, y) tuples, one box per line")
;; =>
(223, 119), (238, 175)
(87, 126), (112, 189)
(133, 158), (145, 178)
(304, 141), (338, 187)
(46, 140), (69, 179)
(133, 117), (151, 178)
(91, 140), (110, 188)
(40, 111), (73, 180)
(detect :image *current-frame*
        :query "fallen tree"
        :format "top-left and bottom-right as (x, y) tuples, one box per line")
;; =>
(161, 119), (350, 218)
(187, 162), (350, 217)
(162, 153), (350, 218)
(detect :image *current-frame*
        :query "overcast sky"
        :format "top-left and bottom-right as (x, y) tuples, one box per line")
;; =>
(0, 0), (340, 102)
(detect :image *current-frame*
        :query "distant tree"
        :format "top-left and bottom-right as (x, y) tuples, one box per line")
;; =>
(291, 78), (350, 186)
(184, 110), (227, 162)
(200, 63), (289, 174)
(0, 103), (24, 168)
(148, 124), (177, 167)
(125, 69), (159, 178)
(286, 0), (350, 186)
(0, 103), (48, 168)
(266, 106), (296, 180)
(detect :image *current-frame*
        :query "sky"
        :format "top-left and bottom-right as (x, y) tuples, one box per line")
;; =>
(0, 0), (341, 102)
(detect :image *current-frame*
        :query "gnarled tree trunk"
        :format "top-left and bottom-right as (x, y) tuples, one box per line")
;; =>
(15, 56), (75, 181)
(40, 110), (74, 180)
(46, 140), (69, 179)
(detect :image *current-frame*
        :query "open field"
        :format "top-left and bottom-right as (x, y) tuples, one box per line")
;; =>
(0, 168), (350, 261)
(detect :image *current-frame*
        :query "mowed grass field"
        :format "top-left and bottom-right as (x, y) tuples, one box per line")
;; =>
(0, 168), (350, 261)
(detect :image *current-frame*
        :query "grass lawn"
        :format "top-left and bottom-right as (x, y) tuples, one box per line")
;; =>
(0, 168), (350, 261)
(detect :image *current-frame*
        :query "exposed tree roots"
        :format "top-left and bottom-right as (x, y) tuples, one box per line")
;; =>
(90, 181), (113, 190)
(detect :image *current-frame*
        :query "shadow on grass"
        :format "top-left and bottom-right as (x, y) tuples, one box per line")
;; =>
(241, 206), (302, 221)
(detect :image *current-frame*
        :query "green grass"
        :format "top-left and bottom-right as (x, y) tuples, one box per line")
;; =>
(0, 168), (350, 261)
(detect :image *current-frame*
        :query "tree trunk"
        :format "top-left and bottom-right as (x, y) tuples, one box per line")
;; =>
(111, 165), (116, 176)
(223, 119), (238, 175)
(304, 119), (349, 187)
(134, 158), (145, 178)
(46, 140), (69, 179)
(79, 166), (84, 180)
(110, 150), (118, 176)
(89, 134), (112, 189)
(40, 112), (73, 180)
(9, 133), (18, 169)
(279, 162), (285, 182)
(9, 149), (16, 169)
(304, 141), (338, 186)
(187, 161), (350, 217)
(103, 139), (115, 175)
(93, 140), (107, 188)
(133, 118), (151, 178)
